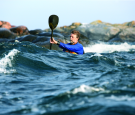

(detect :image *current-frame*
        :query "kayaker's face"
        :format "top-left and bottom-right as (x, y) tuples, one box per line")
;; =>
(70, 33), (78, 45)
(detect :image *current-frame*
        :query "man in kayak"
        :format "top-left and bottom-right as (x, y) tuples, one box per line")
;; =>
(50, 30), (84, 55)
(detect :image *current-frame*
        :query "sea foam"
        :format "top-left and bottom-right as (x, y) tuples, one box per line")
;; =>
(0, 49), (20, 74)
(67, 84), (105, 94)
(106, 95), (135, 101)
(84, 42), (135, 53)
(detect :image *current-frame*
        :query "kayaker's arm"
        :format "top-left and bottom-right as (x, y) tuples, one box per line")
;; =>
(58, 42), (79, 52)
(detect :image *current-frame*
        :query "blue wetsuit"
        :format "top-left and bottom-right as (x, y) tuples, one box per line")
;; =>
(58, 42), (84, 55)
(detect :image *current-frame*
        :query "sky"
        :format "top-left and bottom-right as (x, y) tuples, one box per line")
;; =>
(1, 0), (135, 30)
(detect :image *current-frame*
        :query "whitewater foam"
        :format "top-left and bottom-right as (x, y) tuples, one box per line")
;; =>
(0, 49), (20, 74)
(106, 95), (135, 101)
(84, 42), (135, 53)
(67, 84), (105, 94)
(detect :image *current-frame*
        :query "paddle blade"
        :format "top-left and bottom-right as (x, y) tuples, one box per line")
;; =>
(49, 15), (59, 30)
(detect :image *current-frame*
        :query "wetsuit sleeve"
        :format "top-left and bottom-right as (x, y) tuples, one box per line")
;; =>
(58, 42), (80, 52)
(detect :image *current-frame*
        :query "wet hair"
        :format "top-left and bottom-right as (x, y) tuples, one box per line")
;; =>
(71, 30), (80, 39)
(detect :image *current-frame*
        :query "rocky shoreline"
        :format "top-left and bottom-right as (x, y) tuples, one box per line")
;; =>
(0, 20), (135, 50)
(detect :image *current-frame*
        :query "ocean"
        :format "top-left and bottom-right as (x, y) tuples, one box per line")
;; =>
(0, 41), (135, 115)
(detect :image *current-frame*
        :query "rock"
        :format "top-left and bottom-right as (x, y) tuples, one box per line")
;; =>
(37, 32), (66, 44)
(32, 36), (49, 43)
(108, 37), (123, 42)
(90, 20), (102, 25)
(17, 35), (37, 42)
(31, 32), (66, 50)
(1, 19), (135, 50)
(0, 21), (2, 26)
(2, 24), (11, 29)
(72, 22), (82, 26)
(111, 23), (135, 42)
(69, 26), (76, 29)
(53, 22), (82, 35)
(123, 21), (135, 27)
(0, 28), (16, 39)
(37, 32), (64, 39)
(35, 41), (62, 51)
(0, 21), (11, 29)
(118, 27), (135, 42)
(76, 22), (121, 42)
(11, 25), (16, 28)
(44, 20), (135, 44)
(10, 26), (29, 36)
(29, 29), (43, 35)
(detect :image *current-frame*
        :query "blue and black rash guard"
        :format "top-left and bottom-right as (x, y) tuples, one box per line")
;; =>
(58, 42), (84, 55)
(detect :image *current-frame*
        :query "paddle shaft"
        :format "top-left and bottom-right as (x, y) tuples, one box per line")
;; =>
(50, 30), (53, 50)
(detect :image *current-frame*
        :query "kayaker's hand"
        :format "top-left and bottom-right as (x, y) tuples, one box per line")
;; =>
(50, 37), (58, 44)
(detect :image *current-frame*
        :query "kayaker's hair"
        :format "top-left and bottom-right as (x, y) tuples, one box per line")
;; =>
(71, 30), (80, 39)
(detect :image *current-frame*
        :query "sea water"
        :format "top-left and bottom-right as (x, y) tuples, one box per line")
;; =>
(0, 41), (135, 115)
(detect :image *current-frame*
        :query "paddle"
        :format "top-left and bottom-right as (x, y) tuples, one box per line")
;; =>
(48, 15), (59, 50)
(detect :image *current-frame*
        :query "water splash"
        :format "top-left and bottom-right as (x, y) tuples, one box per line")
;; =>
(106, 95), (135, 101)
(0, 49), (20, 74)
(84, 42), (135, 53)
(67, 84), (105, 94)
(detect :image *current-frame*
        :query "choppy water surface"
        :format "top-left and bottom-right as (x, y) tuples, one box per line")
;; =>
(0, 42), (135, 115)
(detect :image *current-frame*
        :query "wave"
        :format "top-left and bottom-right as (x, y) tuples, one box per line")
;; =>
(29, 84), (135, 115)
(106, 95), (135, 102)
(0, 42), (135, 75)
(84, 42), (135, 53)
(0, 49), (20, 74)
(66, 84), (106, 94)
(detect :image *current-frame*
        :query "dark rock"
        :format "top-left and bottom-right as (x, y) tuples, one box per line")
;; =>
(108, 37), (123, 42)
(35, 41), (62, 51)
(17, 35), (37, 42)
(37, 32), (64, 39)
(0, 28), (16, 39)
(32, 36), (49, 43)
(29, 29), (43, 35)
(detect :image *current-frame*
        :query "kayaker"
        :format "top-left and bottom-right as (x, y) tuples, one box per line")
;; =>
(50, 30), (84, 55)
